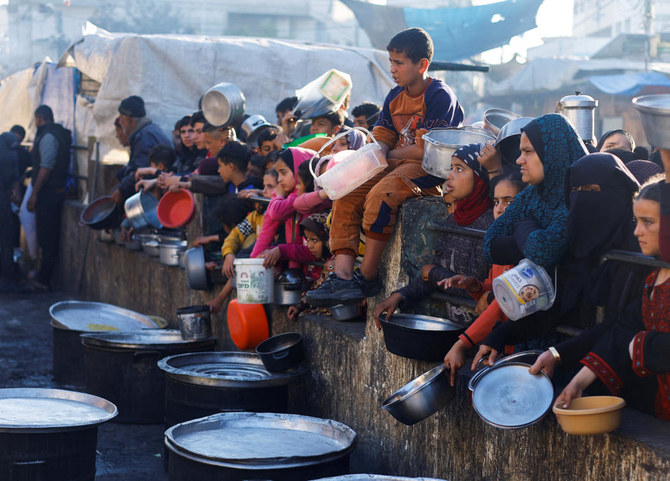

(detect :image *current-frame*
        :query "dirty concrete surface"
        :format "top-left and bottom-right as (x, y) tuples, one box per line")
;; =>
(0, 290), (167, 480)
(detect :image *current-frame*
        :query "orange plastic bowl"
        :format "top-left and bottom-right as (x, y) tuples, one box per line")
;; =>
(553, 396), (625, 435)
(157, 189), (196, 228)
(226, 299), (269, 350)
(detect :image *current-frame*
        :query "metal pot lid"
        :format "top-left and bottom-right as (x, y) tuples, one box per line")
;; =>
(472, 362), (553, 429)
(0, 388), (117, 432)
(277, 269), (305, 285)
(316, 476), (447, 481)
(165, 412), (356, 469)
(158, 351), (304, 387)
(80, 329), (217, 350)
(558, 91), (598, 108)
(379, 313), (464, 332)
(49, 301), (158, 332)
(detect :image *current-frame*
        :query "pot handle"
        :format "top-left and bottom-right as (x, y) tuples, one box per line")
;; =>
(11, 459), (46, 480)
(272, 350), (290, 360)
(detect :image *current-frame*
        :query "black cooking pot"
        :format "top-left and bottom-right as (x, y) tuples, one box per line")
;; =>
(80, 196), (124, 230)
(255, 332), (305, 372)
(51, 321), (86, 386)
(379, 313), (464, 362)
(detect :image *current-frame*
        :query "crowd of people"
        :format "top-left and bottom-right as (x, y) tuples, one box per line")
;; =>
(0, 26), (668, 423)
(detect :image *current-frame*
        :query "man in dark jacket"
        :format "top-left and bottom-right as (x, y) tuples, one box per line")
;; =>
(110, 95), (172, 203)
(0, 131), (20, 291)
(26, 105), (72, 292)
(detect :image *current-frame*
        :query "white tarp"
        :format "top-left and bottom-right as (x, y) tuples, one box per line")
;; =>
(61, 24), (394, 165)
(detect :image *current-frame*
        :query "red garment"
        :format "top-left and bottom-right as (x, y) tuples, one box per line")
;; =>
(458, 264), (511, 348)
(632, 270), (670, 420)
(453, 174), (492, 226)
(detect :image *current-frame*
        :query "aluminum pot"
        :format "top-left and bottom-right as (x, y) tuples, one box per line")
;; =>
(184, 246), (208, 290)
(176, 305), (211, 340)
(160, 239), (188, 267)
(273, 270), (305, 306)
(255, 332), (305, 372)
(80, 196), (124, 230)
(379, 313), (464, 362)
(0, 388), (117, 481)
(556, 91), (598, 143)
(483, 108), (519, 136)
(202, 82), (246, 127)
(382, 364), (455, 425)
(142, 240), (160, 257)
(633, 94), (670, 149)
(124, 188), (162, 231)
(422, 127), (495, 179)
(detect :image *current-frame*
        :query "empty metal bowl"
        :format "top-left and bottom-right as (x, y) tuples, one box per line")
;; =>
(329, 303), (360, 321)
(633, 94), (670, 149)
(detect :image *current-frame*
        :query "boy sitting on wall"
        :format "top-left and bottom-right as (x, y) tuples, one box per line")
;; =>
(306, 27), (464, 307)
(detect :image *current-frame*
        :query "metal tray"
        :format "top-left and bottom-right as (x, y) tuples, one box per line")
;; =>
(165, 412), (356, 469)
(0, 388), (117, 433)
(80, 329), (216, 350)
(471, 362), (554, 429)
(158, 351), (305, 388)
(49, 300), (157, 332)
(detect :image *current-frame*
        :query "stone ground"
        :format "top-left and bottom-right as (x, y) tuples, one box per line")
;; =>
(0, 290), (167, 480)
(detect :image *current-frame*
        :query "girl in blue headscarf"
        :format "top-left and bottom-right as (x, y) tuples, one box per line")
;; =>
(482, 113), (588, 272)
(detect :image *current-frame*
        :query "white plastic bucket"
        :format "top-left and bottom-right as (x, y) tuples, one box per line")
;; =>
(234, 258), (274, 304)
(492, 258), (556, 321)
(309, 126), (387, 200)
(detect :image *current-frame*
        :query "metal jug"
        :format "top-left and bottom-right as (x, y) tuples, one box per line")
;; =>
(556, 91), (598, 144)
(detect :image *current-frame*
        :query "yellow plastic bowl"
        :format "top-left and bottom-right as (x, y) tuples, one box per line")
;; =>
(553, 396), (625, 435)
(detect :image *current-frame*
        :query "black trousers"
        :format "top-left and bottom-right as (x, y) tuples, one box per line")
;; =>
(0, 189), (15, 282)
(35, 190), (65, 286)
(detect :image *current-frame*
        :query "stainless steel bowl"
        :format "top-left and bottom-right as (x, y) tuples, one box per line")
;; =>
(329, 303), (360, 321)
(633, 94), (670, 149)
(382, 364), (455, 425)
(483, 108), (519, 136)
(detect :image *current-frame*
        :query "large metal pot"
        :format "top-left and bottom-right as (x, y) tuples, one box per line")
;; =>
(421, 127), (495, 179)
(0, 388), (117, 481)
(556, 91), (598, 144)
(381, 364), (455, 425)
(202, 82), (246, 127)
(81, 330), (216, 424)
(379, 313), (464, 362)
(273, 270), (305, 305)
(124, 188), (162, 231)
(158, 352), (304, 428)
(80, 196), (124, 230)
(633, 94), (670, 149)
(176, 305), (211, 340)
(160, 239), (188, 267)
(164, 412), (356, 481)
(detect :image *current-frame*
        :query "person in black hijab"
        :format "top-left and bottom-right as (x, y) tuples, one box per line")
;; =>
(480, 153), (650, 368)
(596, 129), (635, 152)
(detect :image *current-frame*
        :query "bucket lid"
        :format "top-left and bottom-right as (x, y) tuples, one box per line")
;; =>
(80, 329), (216, 350)
(165, 411), (356, 469)
(158, 351), (304, 387)
(471, 362), (553, 429)
(49, 301), (158, 332)
(0, 388), (117, 432)
(233, 258), (268, 266)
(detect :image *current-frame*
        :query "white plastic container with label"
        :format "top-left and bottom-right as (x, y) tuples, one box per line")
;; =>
(492, 258), (556, 321)
(234, 258), (274, 304)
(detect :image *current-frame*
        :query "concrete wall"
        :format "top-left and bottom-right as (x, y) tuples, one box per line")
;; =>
(56, 192), (670, 481)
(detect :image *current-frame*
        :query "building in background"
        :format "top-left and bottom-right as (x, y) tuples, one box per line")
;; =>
(573, 0), (669, 38)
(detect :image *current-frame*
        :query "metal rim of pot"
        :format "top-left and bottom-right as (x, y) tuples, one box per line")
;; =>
(80, 329), (217, 351)
(164, 411), (357, 469)
(421, 126), (495, 179)
(158, 351), (305, 388)
(381, 364), (455, 425)
(255, 332), (305, 372)
(467, 350), (544, 393)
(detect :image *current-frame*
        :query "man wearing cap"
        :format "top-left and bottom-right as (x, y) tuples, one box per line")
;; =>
(25, 105), (72, 292)
(110, 95), (172, 203)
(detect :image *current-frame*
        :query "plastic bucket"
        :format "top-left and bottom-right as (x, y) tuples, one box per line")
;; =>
(492, 258), (556, 321)
(309, 126), (387, 200)
(234, 258), (274, 304)
(176, 305), (212, 340)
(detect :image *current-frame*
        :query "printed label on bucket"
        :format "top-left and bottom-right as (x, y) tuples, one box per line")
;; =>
(237, 269), (272, 303)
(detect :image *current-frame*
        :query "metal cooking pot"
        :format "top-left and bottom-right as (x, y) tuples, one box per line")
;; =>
(202, 82), (246, 127)
(160, 239), (188, 267)
(379, 313), (465, 362)
(142, 240), (160, 257)
(483, 108), (519, 136)
(176, 305), (211, 340)
(382, 364), (455, 425)
(80, 196), (124, 230)
(556, 91), (598, 143)
(184, 246), (208, 290)
(124, 188), (162, 231)
(422, 127), (495, 179)
(330, 303), (361, 322)
(273, 270), (305, 306)
(633, 94), (670, 149)
(255, 332), (305, 372)
(241, 114), (271, 145)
